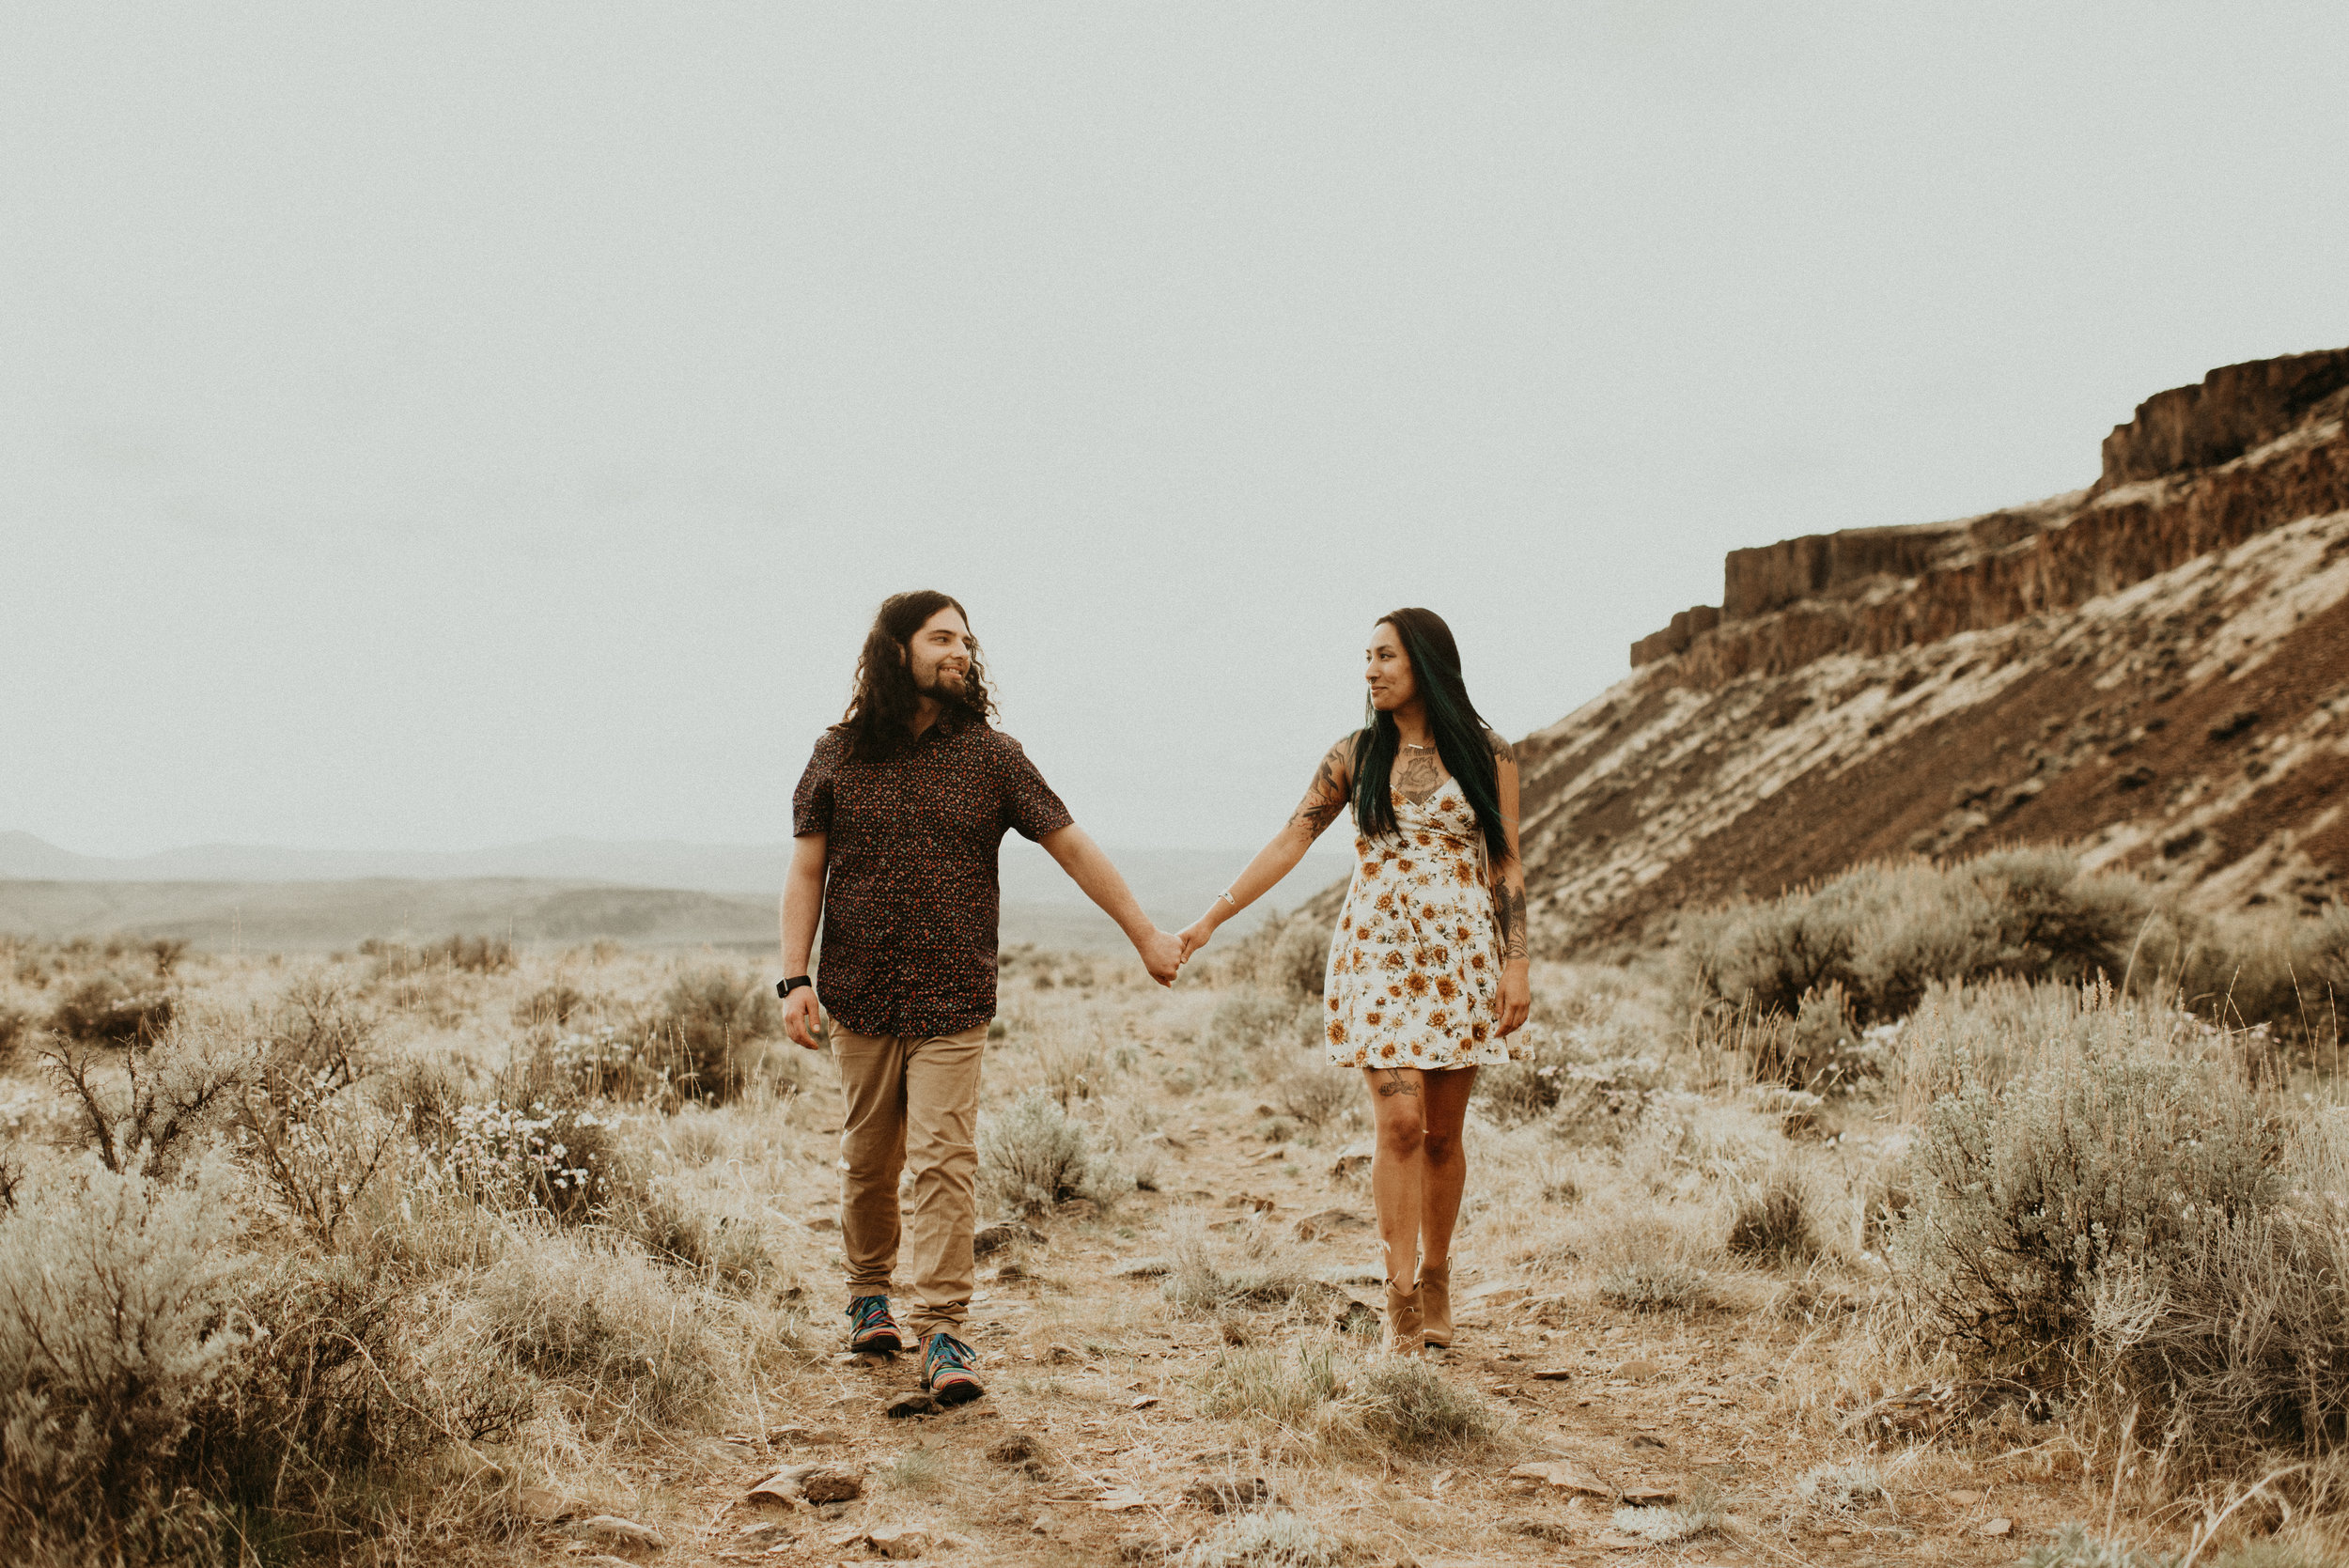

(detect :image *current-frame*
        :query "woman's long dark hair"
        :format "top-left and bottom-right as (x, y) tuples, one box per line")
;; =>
(1350, 607), (1511, 865)
(838, 589), (995, 761)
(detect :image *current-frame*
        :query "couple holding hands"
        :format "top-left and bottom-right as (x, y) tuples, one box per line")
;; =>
(779, 590), (1532, 1408)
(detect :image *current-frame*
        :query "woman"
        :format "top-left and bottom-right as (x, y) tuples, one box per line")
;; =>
(1178, 608), (1532, 1355)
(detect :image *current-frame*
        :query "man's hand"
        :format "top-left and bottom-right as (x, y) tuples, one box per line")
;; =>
(1137, 926), (1184, 986)
(783, 986), (825, 1049)
(1497, 960), (1532, 1037)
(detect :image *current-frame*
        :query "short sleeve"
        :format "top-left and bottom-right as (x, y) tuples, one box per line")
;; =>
(792, 731), (843, 837)
(996, 735), (1074, 843)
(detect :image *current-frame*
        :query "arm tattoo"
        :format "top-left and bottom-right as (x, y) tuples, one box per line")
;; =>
(1286, 739), (1352, 837)
(1487, 728), (1515, 765)
(1376, 1069), (1420, 1098)
(1496, 882), (1529, 962)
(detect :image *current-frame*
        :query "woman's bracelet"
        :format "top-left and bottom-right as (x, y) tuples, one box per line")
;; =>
(1218, 889), (1238, 909)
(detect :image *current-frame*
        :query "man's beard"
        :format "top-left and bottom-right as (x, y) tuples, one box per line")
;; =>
(916, 665), (981, 714)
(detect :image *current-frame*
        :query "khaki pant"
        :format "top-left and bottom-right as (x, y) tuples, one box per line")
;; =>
(832, 1022), (987, 1340)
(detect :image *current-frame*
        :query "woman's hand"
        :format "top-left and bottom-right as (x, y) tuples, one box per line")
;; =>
(1176, 917), (1217, 964)
(1497, 959), (1532, 1037)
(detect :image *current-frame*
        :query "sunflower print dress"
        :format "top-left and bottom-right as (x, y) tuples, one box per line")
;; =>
(1323, 776), (1525, 1070)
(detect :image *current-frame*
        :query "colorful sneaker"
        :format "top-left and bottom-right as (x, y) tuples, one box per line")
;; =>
(921, 1329), (986, 1405)
(846, 1295), (906, 1355)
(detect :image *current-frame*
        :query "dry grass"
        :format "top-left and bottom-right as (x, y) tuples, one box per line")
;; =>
(0, 901), (2339, 1565)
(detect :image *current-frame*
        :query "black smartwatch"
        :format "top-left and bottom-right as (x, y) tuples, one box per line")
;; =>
(777, 975), (813, 999)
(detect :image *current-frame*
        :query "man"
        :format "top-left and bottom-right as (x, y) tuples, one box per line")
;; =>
(780, 590), (1183, 1406)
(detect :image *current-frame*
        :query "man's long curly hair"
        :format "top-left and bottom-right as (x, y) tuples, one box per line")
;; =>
(838, 590), (996, 761)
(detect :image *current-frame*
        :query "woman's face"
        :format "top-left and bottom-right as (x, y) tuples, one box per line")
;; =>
(1364, 622), (1416, 712)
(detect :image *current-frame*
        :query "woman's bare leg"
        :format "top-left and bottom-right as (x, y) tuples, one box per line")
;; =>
(1363, 1066), (1428, 1293)
(1416, 1065), (1479, 1271)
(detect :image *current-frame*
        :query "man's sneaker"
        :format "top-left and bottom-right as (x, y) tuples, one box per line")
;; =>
(921, 1330), (986, 1406)
(846, 1296), (906, 1355)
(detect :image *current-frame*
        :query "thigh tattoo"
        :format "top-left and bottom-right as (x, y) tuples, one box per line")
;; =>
(1376, 1069), (1419, 1098)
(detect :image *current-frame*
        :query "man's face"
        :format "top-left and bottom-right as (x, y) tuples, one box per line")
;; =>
(906, 607), (974, 698)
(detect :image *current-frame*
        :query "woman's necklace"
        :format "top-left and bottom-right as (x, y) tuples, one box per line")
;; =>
(1400, 740), (1434, 752)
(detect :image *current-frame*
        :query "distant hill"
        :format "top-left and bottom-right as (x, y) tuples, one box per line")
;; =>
(0, 835), (1350, 955)
(0, 831), (1346, 918)
(1494, 347), (2349, 953)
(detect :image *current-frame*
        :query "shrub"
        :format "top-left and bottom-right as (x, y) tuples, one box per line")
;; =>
(47, 1027), (256, 1179)
(46, 970), (174, 1045)
(1159, 1209), (1321, 1313)
(1207, 989), (1311, 1056)
(1272, 1069), (1354, 1129)
(1890, 992), (2281, 1365)
(1596, 1259), (1710, 1312)
(979, 1089), (1128, 1216)
(513, 982), (588, 1028)
(1176, 1510), (1338, 1568)
(642, 968), (774, 1102)
(1264, 918), (1333, 997)
(1891, 984), (2349, 1480)
(1687, 848), (2151, 1028)
(1795, 1462), (1886, 1512)
(1478, 1029), (1577, 1126)
(434, 1099), (626, 1222)
(253, 974), (375, 1100)
(629, 1185), (772, 1296)
(1353, 1356), (1495, 1451)
(1193, 1339), (1346, 1424)
(1726, 1161), (1818, 1263)
(1612, 1481), (1725, 1545)
(362, 934), (514, 978)
(2015, 1523), (2172, 1568)
(0, 1151), (248, 1555)
(474, 1237), (732, 1421)
(0, 1002), (32, 1060)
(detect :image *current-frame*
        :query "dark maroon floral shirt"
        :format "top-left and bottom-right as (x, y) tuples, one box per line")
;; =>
(792, 720), (1073, 1038)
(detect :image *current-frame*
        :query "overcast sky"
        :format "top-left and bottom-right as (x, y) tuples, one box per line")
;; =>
(6, 3), (2346, 859)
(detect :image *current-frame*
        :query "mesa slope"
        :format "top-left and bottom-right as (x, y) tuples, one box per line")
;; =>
(1517, 348), (2349, 953)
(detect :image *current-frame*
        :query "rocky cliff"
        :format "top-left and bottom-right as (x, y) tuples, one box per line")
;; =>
(1519, 348), (2349, 953)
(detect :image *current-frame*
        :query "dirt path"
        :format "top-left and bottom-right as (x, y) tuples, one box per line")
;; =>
(551, 1104), (2091, 1568)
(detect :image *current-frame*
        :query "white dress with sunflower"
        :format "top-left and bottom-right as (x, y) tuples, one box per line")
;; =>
(1322, 777), (1525, 1070)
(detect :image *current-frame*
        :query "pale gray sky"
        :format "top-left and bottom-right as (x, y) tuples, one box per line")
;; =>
(6, 3), (2346, 858)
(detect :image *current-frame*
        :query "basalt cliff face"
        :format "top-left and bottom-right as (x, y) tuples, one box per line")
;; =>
(1519, 348), (2349, 953)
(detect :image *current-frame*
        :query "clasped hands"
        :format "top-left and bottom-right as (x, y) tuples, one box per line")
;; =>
(1134, 915), (1221, 986)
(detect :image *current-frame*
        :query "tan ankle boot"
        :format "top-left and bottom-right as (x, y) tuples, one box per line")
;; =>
(1383, 1281), (1424, 1357)
(1419, 1263), (1453, 1348)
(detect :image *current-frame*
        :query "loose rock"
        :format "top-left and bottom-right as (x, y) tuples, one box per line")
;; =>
(802, 1466), (864, 1504)
(1620, 1485), (1676, 1506)
(887, 1390), (943, 1419)
(972, 1220), (1046, 1258)
(1112, 1257), (1171, 1278)
(730, 1521), (794, 1549)
(987, 1433), (1040, 1465)
(1979, 1517), (2014, 1537)
(1292, 1207), (1370, 1240)
(867, 1524), (932, 1560)
(1509, 1460), (1611, 1499)
(1329, 1142), (1374, 1178)
(515, 1484), (577, 1522)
